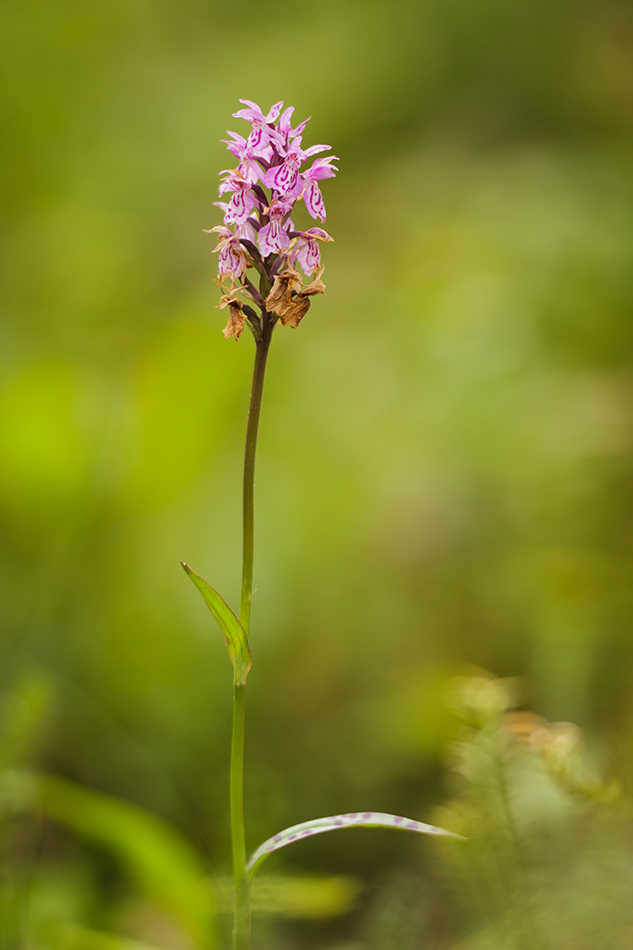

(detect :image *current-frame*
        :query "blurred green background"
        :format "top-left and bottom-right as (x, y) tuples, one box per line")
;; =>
(2, 0), (633, 946)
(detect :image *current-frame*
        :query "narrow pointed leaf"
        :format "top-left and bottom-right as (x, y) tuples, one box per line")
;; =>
(246, 812), (463, 877)
(180, 561), (252, 684)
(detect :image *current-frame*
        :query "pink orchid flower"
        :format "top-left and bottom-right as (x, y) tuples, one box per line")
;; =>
(257, 198), (293, 257)
(221, 131), (272, 183)
(301, 156), (339, 220)
(290, 228), (333, 275)
(218, 173), (260, 225)
(232, 99), (286, 152)
(206, 226), (248, 280)
(263, 136), (332, 196)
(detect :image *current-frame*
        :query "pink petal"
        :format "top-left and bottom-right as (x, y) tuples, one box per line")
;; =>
(205, 224), (232, 248)
(303, 181), (326, 221)
(265, 163), (299, 194)
(277, 221), (291, 250)
(226, 191), (248, 223)
(293, 237), (320, 275)
(246, 125), (267, 151)
(257, 223), (273, 256)
(265, 100), (284, 123)
(278, 106), (295, 133)
(305, 157), (339, 181)
(239, 158), (262, 184)
(234, 99), (264, 122)
(303, 144), (331, 157)
(304, 227), (331, 241)
(233, 108), (262, 123)
(224, 186), (256, 224)
(221, 131), (247, 159)
(236, 220), (256, 243)
(291, 116), (310, 137)
(258, 217), (290, 256)
(218, 241), (246, 279)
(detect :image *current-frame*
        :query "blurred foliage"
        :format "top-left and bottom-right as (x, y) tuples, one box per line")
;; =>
(213, 875), (360, 920)
(345, 672), (633, 950)
(435, 673), (633, 949)
(36, 775), (216, 947)
(2, 0), (633, 945)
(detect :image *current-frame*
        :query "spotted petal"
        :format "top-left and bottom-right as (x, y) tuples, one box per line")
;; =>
(265, 100), (284, 123)
(258, 218), (291, 257)
(264, 162), (300, 195)
(224, 186), (257, 225)
(303, 180), (326, 221)
(290, 229), (332, 275)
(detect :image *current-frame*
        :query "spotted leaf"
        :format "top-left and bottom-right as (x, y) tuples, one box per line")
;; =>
(246, 811), (463, 877)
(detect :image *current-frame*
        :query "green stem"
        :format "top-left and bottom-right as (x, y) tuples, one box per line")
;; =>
(233, 877), (254, 950)
(240, 326), (273, 634)
(230, 682), (247, 889)
(231, 321), (273, 948)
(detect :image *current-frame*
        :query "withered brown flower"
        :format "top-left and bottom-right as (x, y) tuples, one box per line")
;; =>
(265, 268), (326, 329)
(217, 294), (247, 340)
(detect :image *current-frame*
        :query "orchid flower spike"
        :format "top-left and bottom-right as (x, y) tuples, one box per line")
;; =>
(206, 100), (338, 337)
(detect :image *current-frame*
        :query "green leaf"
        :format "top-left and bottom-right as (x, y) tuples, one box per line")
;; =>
(180, 561), (251, 685)
(246, 811), (464, 878)
(36, 775), (216, 949)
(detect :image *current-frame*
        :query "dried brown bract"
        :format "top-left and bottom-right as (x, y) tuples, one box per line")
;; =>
(265, 268), (326, 329)
(265, 267), (303, 318)
(218, 294), (247, 340)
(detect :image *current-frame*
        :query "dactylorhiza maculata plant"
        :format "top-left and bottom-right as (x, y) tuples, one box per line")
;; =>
(181, 100), (460, 950)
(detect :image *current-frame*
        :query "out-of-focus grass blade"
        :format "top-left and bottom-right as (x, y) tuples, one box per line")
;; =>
(37, 775), (216, 949)
(180, 561), (251, 684)
(247, 812), (463, 876)
(213, 873), (361, 918)
(54, 923), (169, 950)
(0, 673), (51, 775)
